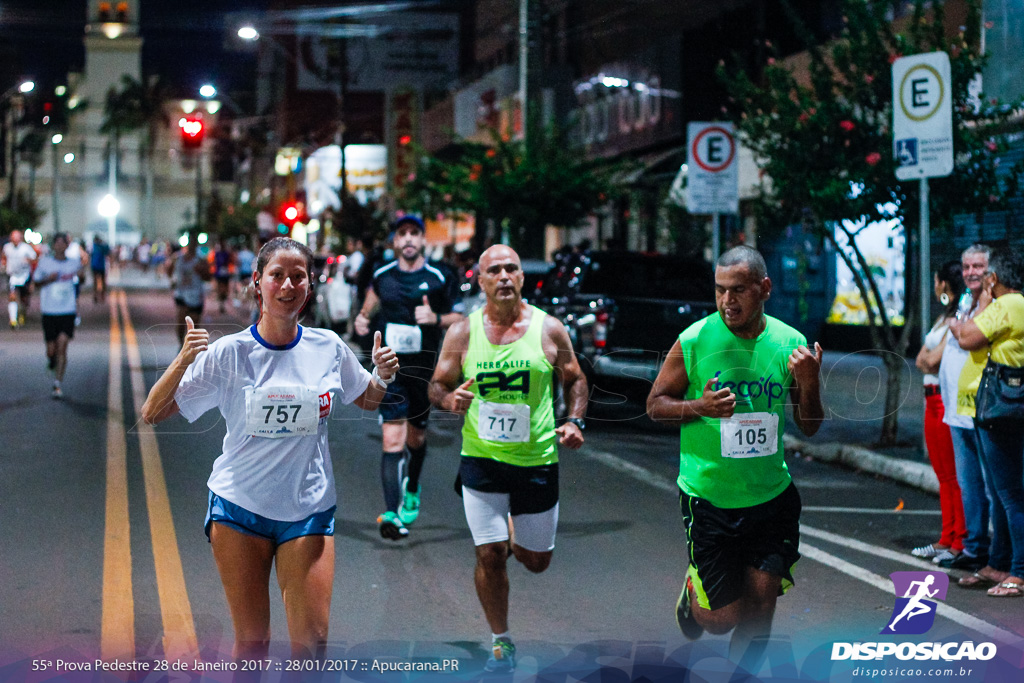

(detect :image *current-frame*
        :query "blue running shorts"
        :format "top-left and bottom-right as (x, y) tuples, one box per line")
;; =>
(204, 490), (336, 545)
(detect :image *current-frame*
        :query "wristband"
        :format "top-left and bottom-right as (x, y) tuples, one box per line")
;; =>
(372, 366), (395, 387)
(436, 312), (441, 325)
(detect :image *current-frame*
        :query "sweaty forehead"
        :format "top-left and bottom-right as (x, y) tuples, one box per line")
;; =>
(715, 264), (758, 285)
(266, 250), (309, 269)
(481, 247), (519, 269)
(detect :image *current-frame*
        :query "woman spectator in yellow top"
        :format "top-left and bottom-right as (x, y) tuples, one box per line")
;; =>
(949, 251), (1024, 597)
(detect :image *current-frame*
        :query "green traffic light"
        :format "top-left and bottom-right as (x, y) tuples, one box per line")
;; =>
(277, 224), (289, 235)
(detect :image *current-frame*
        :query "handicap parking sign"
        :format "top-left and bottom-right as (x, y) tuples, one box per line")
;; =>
(896, 138), (918, 167)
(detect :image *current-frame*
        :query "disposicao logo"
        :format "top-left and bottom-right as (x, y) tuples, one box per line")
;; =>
(882, 571), (947, 635)
(831, 571), (997, 662)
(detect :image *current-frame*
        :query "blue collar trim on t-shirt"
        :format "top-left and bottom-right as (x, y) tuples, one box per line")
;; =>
(250, 324), (303, 350)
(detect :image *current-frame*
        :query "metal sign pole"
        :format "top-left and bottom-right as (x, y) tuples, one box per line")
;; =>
(712, 213), (721, 263)
(920, 177), (930, 341)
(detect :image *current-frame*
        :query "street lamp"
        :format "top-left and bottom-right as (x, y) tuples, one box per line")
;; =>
(98, 193), (120, 248)
(51, 134), (64, 231)
(237, 25), (259, 41)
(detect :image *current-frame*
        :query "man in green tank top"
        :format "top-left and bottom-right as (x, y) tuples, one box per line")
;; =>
(647, 245), (823, 669)
(430, 245), (588, 673)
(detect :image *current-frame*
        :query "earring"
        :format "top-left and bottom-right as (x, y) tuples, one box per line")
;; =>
(940, 293), (950, 306)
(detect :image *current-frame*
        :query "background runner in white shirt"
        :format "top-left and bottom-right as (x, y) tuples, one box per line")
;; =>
(32, 233), (85, 399)
(2, 229), (38, 328)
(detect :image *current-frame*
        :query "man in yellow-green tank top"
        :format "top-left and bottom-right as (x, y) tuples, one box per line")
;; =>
(647, 245), (824, 670)
(430, 245), (588, 674)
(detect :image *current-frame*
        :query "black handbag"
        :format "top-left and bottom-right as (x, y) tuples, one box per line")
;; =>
(975, 359), (1024, 429)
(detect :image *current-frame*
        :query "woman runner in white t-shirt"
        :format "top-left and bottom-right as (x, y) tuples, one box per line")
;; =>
(142, 237), (399, 660)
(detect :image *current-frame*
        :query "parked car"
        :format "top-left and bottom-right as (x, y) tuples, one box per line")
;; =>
(533, 250), (717, 393)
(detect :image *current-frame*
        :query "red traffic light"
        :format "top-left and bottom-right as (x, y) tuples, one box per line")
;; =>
(179, 116), (205, 149)
(277, 200), (306, 233)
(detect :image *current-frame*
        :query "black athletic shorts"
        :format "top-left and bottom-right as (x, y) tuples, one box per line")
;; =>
(174, 297), (204, 316)
(680, 481), (801, 611)
(378, 361), (434, 430)
(460, 457), (559, 515)
(42, 314), (76, 342)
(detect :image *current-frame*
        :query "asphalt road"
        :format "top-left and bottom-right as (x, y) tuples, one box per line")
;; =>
(1, 286), (1022, 682)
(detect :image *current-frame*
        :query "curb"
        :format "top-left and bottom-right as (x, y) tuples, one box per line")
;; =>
(783, 434), (939, 495)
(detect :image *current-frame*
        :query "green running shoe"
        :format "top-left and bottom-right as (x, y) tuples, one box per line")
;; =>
(675, 573), (704, 640)
(377, 511), (408, 540)
(484, 638), (515, 673)
(398, 477), (421, 525)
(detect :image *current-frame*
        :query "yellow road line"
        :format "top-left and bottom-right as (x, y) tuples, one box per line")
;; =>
(118, 290), (199, 661)
(101, 292), (134, 662)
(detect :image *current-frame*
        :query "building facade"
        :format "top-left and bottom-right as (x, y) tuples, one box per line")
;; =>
(10, 0), (221, 245)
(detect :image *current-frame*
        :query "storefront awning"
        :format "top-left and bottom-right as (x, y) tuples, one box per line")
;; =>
(611, 146), (686, 186)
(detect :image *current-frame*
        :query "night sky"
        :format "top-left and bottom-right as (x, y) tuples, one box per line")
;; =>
(0, 0), (266, 98)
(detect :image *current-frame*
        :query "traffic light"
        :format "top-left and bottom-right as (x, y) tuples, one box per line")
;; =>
(179, 116), (205, 150)
(277, 200), (306, 234)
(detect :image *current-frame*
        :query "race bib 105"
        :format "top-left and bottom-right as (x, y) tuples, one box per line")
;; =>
(720, 412), (779, 458)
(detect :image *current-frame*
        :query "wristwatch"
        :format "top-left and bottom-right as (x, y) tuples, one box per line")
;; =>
(566, 417), (586, 431)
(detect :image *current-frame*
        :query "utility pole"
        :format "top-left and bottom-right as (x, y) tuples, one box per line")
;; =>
(51, 139), (61, 233)
(518, 0), (541, 148)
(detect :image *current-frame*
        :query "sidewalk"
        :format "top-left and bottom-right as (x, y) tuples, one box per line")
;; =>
(103, 265), (943, 496)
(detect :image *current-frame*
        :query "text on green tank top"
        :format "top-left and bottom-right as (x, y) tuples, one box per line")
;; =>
(462, 305), (557, 466)
(676, 314), (806, 509)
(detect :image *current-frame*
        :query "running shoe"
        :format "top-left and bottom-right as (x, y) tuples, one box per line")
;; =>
(398, 477), (421, 526)
(484, 638), (516, 673)
(377, 511), (409, 541)
(52, 385), (63, 400)
(675, 574), (704, 640)
(910, 544), (944, 559)
(938, 552), (986, 571)
(932, 549), (957, 565)
(18, 313), (25, 326)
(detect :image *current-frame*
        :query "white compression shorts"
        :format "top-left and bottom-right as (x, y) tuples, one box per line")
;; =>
(462, 486), (559, 552)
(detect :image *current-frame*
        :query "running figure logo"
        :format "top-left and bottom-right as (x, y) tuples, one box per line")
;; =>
(881, 571), (948, 635)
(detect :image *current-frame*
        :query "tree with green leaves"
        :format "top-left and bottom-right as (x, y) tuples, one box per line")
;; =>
(718, 0), (1024, 446)
(398, 125), (617, 258)
(0, 189), (43, 233)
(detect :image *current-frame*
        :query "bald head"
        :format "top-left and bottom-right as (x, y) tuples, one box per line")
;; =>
(478, 245), (524, 303)
(480, 244), (521, 269)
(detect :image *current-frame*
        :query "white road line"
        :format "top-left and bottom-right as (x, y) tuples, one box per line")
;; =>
(584, 447), (1016, 642)
(586, 449), (677, 493)
(800, 525), (938, 570)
